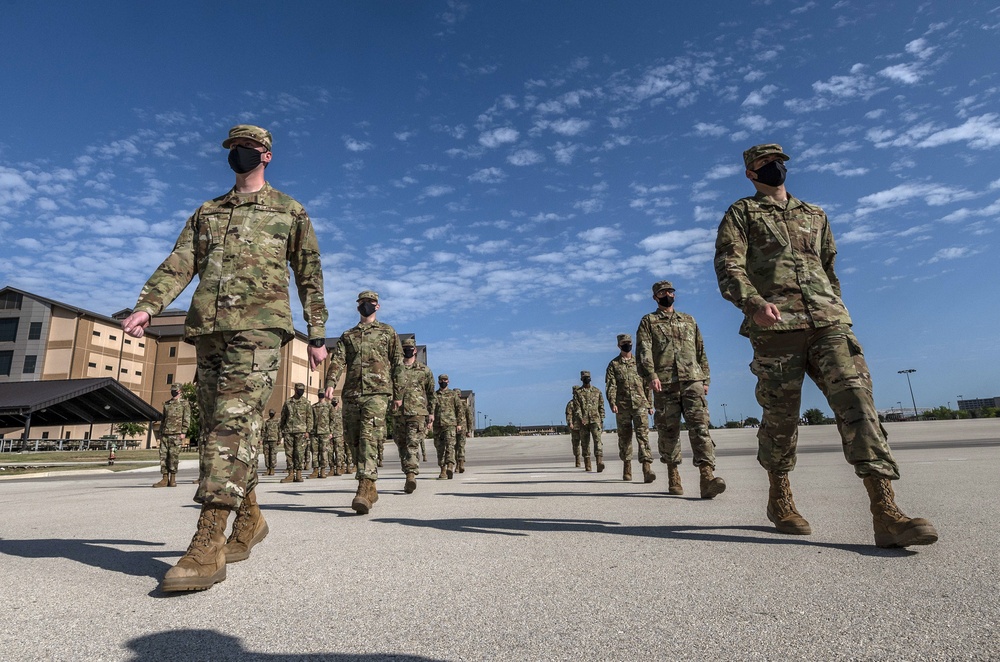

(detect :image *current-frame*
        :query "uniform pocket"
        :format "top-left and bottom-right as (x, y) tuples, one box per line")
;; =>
(749, 356), (784, 379)
(252, 347), (281, 373)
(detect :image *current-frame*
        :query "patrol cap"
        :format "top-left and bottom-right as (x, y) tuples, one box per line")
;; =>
(652, 280), (675, 295)
(402, 337), (416, 348)
(617, 333), (632, 346)
(222, 124), (273, 151)
(439, 374), (449, 381)
(580, 370), (591, 379)
(294, 382), (305, 390)
(742, 143), (789, 169)
(317, 391), (325, 399)
(170, 383), (181, 390)
(268, 409), (276, 416)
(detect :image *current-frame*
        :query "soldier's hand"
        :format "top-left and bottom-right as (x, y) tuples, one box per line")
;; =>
(456, 426), (462, 432)
(324, 386), (334, 400)
(651, 378), (662, 392)
(428, 415), (434, 425)
(704, 384), (709, 396)
(393, 399), (402, 409)
(121, 311), (151, 338)
(648, 408), (654, 416)
(752, 302), (782, 327)
(611, 405), (618, 414)
(308, 345), (328, 371)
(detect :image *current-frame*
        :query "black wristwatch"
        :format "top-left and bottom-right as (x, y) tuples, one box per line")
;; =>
(308, 338), (326, 348)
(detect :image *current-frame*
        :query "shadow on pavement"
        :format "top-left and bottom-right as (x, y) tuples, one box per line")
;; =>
(0, 537), (174, 579)
(372, 516), (913, 557)
(125, 629), (445, 661)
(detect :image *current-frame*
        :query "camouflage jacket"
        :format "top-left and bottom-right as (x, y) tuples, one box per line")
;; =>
(605, 354), (651, 411)
(573, 385), (605, 426)
(397, 362), (435, 417)
(160, 398), (190, 435)
(458, 394), (474, 431)
(330, 404), (344, 438)
(636, 309), (710, 385)
(325, 320), (402, 399)
(280, 395), (313, 434)
(433, 387), (463, 430)
(312, 401), (333, 435)
(133, 183), (328, 341)
(262, 418), (281, 443)
(715, 192), (851, 337)
(565, 399), (581, 427)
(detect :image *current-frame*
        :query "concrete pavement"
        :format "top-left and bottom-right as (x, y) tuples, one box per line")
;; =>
(0, 420), (997, 661)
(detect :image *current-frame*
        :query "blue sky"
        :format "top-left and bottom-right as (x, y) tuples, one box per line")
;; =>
(2, 1), (999, 426)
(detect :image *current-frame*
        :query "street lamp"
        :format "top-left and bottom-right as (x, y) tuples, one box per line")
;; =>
(897, 369), (918, 420)
(720, 403), (728, 425)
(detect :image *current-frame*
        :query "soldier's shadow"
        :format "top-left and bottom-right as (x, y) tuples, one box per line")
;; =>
(372, 517), (913, 557)
(0, 537), (173, 579)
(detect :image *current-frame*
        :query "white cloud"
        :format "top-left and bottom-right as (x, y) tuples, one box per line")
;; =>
(878, 63), (925, 84)
(704, 164), (742, 181)
(468, 167), (507, 184)
(478, 127), (520, 148)
(420, 185), (454, 198)
(574, 198), (603, 214)
(551, 142), (580, 164)
(742, 85), (779, 107)
(578, 227), (618, 243)
(547, 118), (591, 136)
(928, 246), (973, 263)
(694, 122), (728, 137)
(343, 136), (373, 152)
(856, 183), (977, 216)
(530, 212), (573, 223)
(916, 114), (1000, 150)
(0, 168), (34, 207)
(639, 228), (715, 252)
(507, 149), (543, 166)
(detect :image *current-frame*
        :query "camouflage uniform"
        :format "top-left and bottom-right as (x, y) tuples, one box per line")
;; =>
(454, 391), (474, 468)
(715, 179), (897, 479)
(605, 349), (653, 464)
(159, 395), (191, 475)
(565, 390), (583, 464)
(573, 376), (605, 462)
(132, 182), (327, 508)
(281, 392), (313, 472)
(394, 358), (435, 476)
(636, 305), (717, 468)
(325, 319), (402, 482)
(432, 378), (462, 470)
(329, 398), (346, 471)
(261, 413), (281, 474)
(312, 397), (334, 472)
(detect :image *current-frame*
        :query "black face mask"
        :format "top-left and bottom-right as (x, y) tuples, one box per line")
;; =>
(753, 160), (787, 187)
(294, 389), (305, 397)
(170, 390), (179, 397)
(358, 301), (377, 317)
(582, 377), (591, 386)
(620, 343), (632, 353)
(439, 382), (449, 389)
(403, 347), (416, 358)
(228, 145), (263, 174)
(657, 294), (675, 308)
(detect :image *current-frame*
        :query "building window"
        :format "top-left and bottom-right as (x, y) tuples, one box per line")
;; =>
(135, 370), (142, 376)
(124, 338), (131, 345)
(169, 346), (176, 357)
(88, 362), (97, 368)
(109, 334), (117, 341)
(0, 350), (12, 376)
(105, 365), (113, 371)
(84, 431), (90, 440)
(0, 291), (23, 310)
(138, 342), (145, 348)
(166, 373), (173, 384)
(23, 355), (37, 374)
(41, 431), (49, 439)
(65, 431), (72, 439)
(28, 322), (42, 340)
(120, 368), (128, 374)
(0, 318), (18, 342)
(92, 330), (101, 337)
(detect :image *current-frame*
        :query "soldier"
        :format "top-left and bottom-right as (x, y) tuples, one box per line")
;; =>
(280, 384), (313, 483)
(393, 337), (435, 493)
(454, 390), (474, 473)
(573, 371), (605, 472)
(121, 124), (328, 591)
(324, 290), (402, 514)
(605, 335), (656, 483)
(261, 409), (281, 477)
(565, 386), (583, 467)
(636, 280), (726, 499)
(714, 143), (937, 547)
(310, 391), (334, 479)
(153, 384), (190, 488)
(329, 396), (346, 476)
(432, 374), (463, 479)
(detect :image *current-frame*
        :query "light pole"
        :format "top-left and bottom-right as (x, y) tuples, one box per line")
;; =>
(720, 403), (728, 425)
(898, 369), (918, 420)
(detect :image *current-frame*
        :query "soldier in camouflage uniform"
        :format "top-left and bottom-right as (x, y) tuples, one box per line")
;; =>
(309, 391), (333, 479)
(605, 335), (656, 484)
(122, 124), (329, 591)
(454, 390), (474, 473)
(565, 387), (583, 467)
(393, 336), (435, 493)
(715, 143), (937, 547)
(636, 280), (726, 499)
(281, 383), (313, 484)
(261, 409), (281, 476)
(432, 374), (463, 479)
(329, 396), (347, 475)
(573, 371), (605, 472)
(325, 290), (402, 514)
(153, 384), (190, 488)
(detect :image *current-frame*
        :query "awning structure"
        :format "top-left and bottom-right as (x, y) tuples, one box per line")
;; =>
(0, 378), (162, 432)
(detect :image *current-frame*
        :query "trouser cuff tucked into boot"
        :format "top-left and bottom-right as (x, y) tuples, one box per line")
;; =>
(223, 490), (269, 563)
(161, 504), (232, 592)
(863, 476), (938, 548)
(699, 464), (726, 499)
(767, 471), (811, 535)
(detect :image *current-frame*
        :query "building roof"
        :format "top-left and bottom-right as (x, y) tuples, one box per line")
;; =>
(0, 378), (162, 429)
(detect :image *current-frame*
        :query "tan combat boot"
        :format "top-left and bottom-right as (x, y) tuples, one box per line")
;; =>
(307, 467), (319, 479)
(318, 467), (327, 479)
(574, 456), (581, 468)
(767, 471), (812, 535)
(352, 478), (378, 514)
(266, 468), (274, 476)
(699, 465), (726, 499)
(446, 463), (455, 479)
(404, 472), (417, 494)
(863, 476), (938, 548)
(667, 464), (683, 495)
(279, 470), (294, 484)
(152, 473), (168, 488)
(458, 460), (465, 473)
(642, 462), (656, 484)
(584, 457), (592, 472)
(161, 503), (231, 592)
(623, 461), (632, 481)
(293, 470), (304, 483)
(223, 489), (269, 563)
(167, 473), (177, 487)
(596, 455), (605, 473)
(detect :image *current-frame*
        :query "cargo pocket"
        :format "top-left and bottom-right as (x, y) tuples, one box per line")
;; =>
(845, 333), (873, 392)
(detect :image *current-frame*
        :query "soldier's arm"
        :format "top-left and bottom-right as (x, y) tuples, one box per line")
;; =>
(604, 361), (617, 406)
(820, 213), (842, 298)
(695, 322), (710, 387)
(286, 207), (328, 342)
(182, 401), (191, 432)
(132, 215), (198, 320)
(598, 390), (605, 420)
(325, 337), (347, 389)
(636, 317), (657, 383)
(714, 203), (768, 315)
(425, 370), (436, 411)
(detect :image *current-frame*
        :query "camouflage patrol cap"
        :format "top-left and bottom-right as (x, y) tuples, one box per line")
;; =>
(170, 383), (181, 390)
(652, 280), (675, 295)
(268, 409), (276, 416)
(222, 124), (273, 151)
(331, 397), (339, 404)
(617, 333), (632, 346)
(439, 374), (449, 381)
(294, 382), (305, 390)
(742, 143), (789, 169)
(580, 370), (591, 379)
(402, 337), (416, 347)
(357, 290), (379, 302)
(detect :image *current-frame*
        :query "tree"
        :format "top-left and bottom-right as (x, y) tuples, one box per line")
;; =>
(116, 421), (147, 438)
(181, 383), (200, 443)
(802, 408), (829, 425)
(743, 416), (760, 427)
(926, 406), (954, 421)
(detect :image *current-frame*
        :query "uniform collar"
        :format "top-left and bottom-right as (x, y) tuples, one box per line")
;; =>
(220, 182), (273, 207)
(753, 190), (801, 210)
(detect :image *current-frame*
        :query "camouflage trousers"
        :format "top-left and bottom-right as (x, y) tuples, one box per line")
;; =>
(749, 323), (898, 479)
(344, 395), (390, 481)
(375, 410), (387, 465)
(192, 329), (282, 508)
(392, 414), (422, 475)
(434, 426), (457, 467)
(158, 434), (183, 474)
(331, 431), (346, 468)
(654, 381), (716, 467)
(285, 432), (309, 471)
(310, 433), (331, 468)
(282, 438), (293, 471)
(580, 422), (603, 459)
(614, 408), (653, 463)
(262, 441), (278, 471)
(455, 431), (468, 462)
(570, 428), (582, 460)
